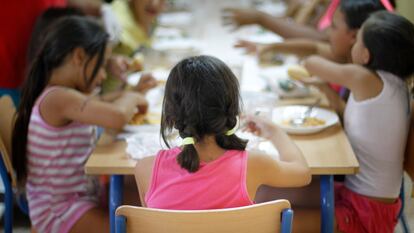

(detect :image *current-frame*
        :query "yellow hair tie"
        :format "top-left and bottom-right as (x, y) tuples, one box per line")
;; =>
(225, 118), (239, 136)
(181, 137), (195, 146)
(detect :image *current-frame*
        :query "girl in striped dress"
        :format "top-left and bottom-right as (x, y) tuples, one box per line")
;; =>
(12, 16), (146, 233)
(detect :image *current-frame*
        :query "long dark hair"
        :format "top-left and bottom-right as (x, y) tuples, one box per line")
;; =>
(161, 56), (247, 173)
(340, 0), (390, 29)
(362, 11), (414, 79)
(27, 7), (85, 63)
(12, 16), (108, 186)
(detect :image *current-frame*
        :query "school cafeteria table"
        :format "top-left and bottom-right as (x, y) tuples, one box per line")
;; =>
(85, 102), (359, 233)
(85, 1), (359, 232)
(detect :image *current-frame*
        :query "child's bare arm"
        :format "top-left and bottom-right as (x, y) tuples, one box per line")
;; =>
(42, 88), (147, 130)
(134, 156), (156, 207)
(223, 8), (328, 41)
(305, 55), (370, 87)
(260, 39), (336, 60)
(314, 83), (346, 117)
(304, 55), (384, 101)
(246, 116), (311, 188)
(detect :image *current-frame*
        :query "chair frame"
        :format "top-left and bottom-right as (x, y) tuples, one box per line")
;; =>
(399, 176), (410, 233)
(115, 200), (293, 233)
(0, 95), (29, 233)
(0, 151), (14, 233)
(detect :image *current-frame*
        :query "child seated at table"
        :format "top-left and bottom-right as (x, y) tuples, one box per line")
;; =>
(29, 6), (158, 97)
(12, 16), (148, 233)
(245, 0), (394, 113)
(101, 0), (164, 94)
(134, 55), (311, 209)
(297, 11), (414, 233)
(110, 0), (165, 56)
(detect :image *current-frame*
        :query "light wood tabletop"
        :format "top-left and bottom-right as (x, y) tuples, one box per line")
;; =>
(85, 122), (358, 175)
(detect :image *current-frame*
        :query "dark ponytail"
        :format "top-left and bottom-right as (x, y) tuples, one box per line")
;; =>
(12, 16), (108, 186)
(161, 56), (247, 173)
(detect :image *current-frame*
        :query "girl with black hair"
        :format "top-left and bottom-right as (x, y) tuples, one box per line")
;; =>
(12, 16), (147, 233)
(300, 11), (414, 232)
(134, 55), (311, 210)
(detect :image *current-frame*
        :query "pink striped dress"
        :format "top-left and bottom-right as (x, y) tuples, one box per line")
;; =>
(26, 87), (100, 233)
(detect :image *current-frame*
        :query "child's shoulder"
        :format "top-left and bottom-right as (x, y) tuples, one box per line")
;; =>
(41, 86), (85, 102)
(157, 147), (181, 158)
(41, 86), (90, 107)
(343, 64), (374, 79)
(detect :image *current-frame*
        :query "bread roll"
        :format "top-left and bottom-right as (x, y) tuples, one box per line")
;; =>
(287, 65), (311, 80)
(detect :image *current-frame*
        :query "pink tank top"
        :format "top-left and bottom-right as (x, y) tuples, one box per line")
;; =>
(145, 147), (254, 210)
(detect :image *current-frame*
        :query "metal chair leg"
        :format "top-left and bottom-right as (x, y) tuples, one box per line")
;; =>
(1, 155), (13, 233)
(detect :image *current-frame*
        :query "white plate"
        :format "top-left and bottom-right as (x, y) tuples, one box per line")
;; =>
(272, 105), (339, 135)
(239, 32), (283, 45)
(152, 38), (202, 52)
(158, 12), (193, 27)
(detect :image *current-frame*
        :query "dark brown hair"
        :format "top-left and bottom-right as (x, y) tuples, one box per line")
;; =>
(362, 11), (414, 79)
(161, 55), (247, 172)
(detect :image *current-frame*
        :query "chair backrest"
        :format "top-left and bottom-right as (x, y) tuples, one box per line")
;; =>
(115, 199), (292, 233)
(0, 95), (17, 187)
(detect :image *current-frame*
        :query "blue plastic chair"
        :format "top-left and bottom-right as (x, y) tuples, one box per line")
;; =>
(0, 138), (29, 233)
(115, 200), (293, 233)
(0, 95), (29, 232)
(399, 177), (410, 233)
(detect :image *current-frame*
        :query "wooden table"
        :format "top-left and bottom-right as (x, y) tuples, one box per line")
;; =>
(86, 122), (358, 176)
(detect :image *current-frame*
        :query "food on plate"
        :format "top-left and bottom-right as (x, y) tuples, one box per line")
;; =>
(287, 65), (311, 80)
(129, 113), (146, 125)
(282, 117), (326, 127)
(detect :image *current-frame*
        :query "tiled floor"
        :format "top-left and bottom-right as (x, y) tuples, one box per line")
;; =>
(2, 174), (414, 232)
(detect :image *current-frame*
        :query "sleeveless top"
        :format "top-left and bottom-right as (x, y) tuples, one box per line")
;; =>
(146, 147), (253, 210)
(344, 70), (411, 198)
(26, 87), (100, 233)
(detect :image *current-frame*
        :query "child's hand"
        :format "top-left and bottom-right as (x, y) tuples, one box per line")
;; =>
(234, 40), (258, 54)
(107, 55), (130, 82)
(125, 91), (149, 114)
(135, 73), (158, 94)
(222, 8), (261, 29)
(288, 64), (326, 85)
(243, 115), (279, 140)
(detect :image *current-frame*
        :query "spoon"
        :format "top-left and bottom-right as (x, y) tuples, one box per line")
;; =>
(290, 98), (321, 126)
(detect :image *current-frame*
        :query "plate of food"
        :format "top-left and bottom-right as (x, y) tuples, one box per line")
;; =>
(272, 105), (339, 134)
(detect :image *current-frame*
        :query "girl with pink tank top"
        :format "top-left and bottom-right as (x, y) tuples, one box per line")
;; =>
(12, 17), (147, 233)
(135, 55), (311, 210)
(300, 12), (414, 233)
